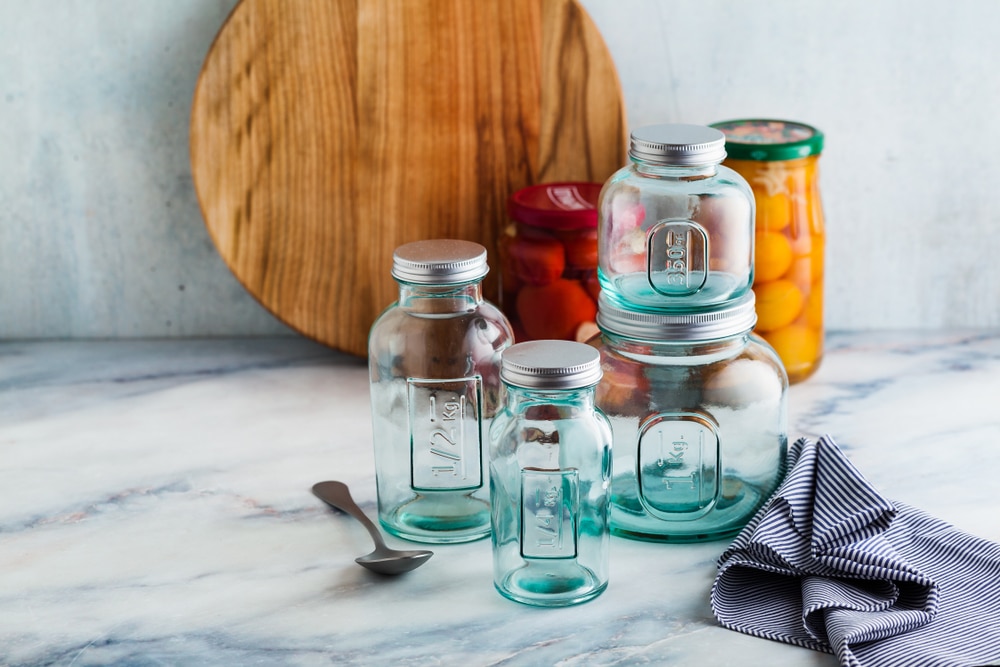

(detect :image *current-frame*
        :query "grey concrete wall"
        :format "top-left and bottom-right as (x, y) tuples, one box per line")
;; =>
(2, 0), (998, 339)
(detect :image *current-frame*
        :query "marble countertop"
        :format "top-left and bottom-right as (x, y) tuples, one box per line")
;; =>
(3, 332), (999, 666)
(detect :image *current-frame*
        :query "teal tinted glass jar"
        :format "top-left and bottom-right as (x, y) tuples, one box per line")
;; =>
(489, 341), (612, 606)
(591, 292), (788, 542)
(598, 124), (755, 312)
(368, 240), (514, 544)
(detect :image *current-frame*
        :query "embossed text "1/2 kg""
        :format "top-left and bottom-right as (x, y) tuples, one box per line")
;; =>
(428, 395), (466, 478)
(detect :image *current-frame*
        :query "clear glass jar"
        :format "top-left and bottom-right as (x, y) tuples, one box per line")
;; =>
(368, 239), (514, 543)
(498, 182), (601, 343)
(712, 119), (826, 383)
(591, 293), (788, 542)
(489, 341), (612, 606)
(598, 124), (755, 312)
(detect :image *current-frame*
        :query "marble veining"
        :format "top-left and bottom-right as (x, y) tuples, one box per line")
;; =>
(2, 332), (999, 666)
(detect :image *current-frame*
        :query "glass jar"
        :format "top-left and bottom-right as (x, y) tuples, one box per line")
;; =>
(591, 292), (788, 542)
(489, 341), (612, 607)
(498, 182), (602, 342)
(598, 124), (755, 312)
(712, 119), (826, 383)
(368, 239), (514, 543)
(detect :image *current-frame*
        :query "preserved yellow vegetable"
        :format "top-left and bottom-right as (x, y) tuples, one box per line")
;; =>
(712, 120), (825, 383)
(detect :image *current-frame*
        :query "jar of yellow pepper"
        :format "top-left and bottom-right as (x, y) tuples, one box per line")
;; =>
(711, 120), (825, 383)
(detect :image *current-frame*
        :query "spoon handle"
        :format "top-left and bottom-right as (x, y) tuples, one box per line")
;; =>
(312, 481), (389, 550)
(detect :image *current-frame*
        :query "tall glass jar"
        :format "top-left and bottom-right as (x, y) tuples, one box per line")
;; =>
(712, 119), (826, 383)
(591, 292), (788, 542)
(368, 239), (514, 543)
(498, 182), (602, 343)
(598, 124), (755, 312)
(489, 341), (612, 607)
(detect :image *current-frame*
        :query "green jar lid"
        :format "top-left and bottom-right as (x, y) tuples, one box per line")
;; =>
(711, 119), (824, 161)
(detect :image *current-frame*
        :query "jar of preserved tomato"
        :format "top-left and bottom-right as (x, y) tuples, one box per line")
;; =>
(711, 119), (826, 383)
(590, 292), (788, 542)
(498, 182), (602, 343)
(597, 124), (755, 313)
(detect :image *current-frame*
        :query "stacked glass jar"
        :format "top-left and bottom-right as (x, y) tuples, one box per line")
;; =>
(593, 124), (789, 542)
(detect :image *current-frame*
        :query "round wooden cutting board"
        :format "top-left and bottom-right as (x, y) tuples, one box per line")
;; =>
(190, 0), (626, 357)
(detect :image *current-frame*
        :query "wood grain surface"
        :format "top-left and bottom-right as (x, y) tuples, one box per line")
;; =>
(190, 0), (626, 357)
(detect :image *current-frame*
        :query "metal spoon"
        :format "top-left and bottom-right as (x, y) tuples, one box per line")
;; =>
(311, 481), (433, 575)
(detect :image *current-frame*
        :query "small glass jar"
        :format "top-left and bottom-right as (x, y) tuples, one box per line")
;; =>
(498, 182), (602, 343)
(598, 124), (755, 312)
(368, 239), (514, 543)
(712, 119), (826, 383)
(489, 341), (612, 607)
(591, 292), (788, 542)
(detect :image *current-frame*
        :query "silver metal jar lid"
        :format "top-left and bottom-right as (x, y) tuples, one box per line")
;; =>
(391, 239), (489, 285)
(629, 124), (727, 166)
(596, 292), (757, 341)
(500, 341), (603, 390)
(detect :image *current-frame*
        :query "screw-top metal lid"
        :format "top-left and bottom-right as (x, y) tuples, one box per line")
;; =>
(391, 239), (489, 285)
(629, 124), (727, 166)
(500, 341), (603, 390)
(597, 292), (757, 342)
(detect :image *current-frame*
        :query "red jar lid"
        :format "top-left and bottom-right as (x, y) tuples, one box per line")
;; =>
(507, 182), (601, 230)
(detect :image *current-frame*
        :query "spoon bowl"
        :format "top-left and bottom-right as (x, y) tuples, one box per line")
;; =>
(312, 481), (433, 575)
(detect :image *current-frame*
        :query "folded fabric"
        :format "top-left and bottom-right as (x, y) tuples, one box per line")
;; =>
(711, 435), (1000, 667)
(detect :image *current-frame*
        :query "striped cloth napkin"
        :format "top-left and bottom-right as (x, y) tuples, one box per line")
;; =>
(711, 435), (1000, 667)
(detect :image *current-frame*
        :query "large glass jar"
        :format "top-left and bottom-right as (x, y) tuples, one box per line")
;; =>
(598, 124), (755, 312)
(712, 119), (826, 383)
(489, 341), (612, 606)
(498, 182), (602, 343)
(590, 292), (788, 542)
(368, 239), (514, 543)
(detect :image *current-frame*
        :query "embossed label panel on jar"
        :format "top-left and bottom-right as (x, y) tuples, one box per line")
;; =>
(637, 412), (720, 519)
(407, 377), (483, 492)
(520, 468), (579, 560)
(646, 219), (709, 296)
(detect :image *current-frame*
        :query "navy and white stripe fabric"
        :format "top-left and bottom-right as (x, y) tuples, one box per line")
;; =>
(711, 435), (1000, 667)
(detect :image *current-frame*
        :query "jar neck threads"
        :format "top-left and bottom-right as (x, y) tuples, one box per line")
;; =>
(632, 161), (718, 180)
(398, 281), (483, 312)
(599, 331), (750, 362)
(503, 384), (597, 415)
